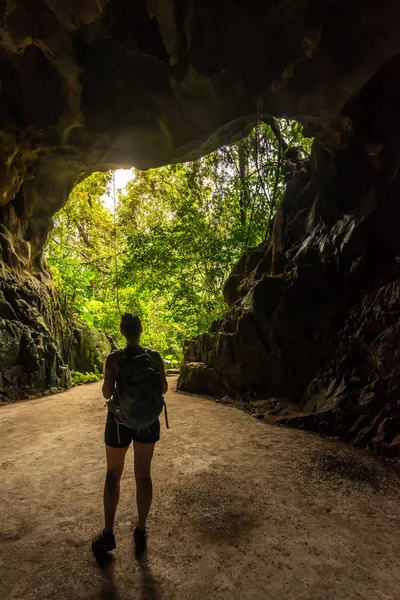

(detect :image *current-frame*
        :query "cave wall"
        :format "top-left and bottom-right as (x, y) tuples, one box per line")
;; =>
(0, 268), (111, 400)
(0, 273), (69, 400)
(0, 0), (399, 448)
(178, 57), (400, 458)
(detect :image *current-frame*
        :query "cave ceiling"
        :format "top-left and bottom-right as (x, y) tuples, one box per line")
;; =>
(1, 0), (399, 194)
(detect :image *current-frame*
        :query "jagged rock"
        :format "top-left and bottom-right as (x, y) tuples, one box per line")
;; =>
(0, 310), (66, 401)
(280, 281), (400, 458)
(0, 275), (106, 401)
(0, 290), (18, 320)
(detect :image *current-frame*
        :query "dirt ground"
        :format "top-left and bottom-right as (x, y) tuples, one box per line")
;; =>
(0, 377), (399, 600)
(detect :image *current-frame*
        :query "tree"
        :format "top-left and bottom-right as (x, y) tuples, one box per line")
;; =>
(45, 171), (114, 325)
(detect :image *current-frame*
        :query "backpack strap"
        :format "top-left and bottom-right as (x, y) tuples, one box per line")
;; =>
(163, 399), (169, 429)
(113, 349), (126, 404)
(142, 348), (169, 428)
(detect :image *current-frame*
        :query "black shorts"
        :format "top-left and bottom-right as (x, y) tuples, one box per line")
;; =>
(105, 411), (160, 448)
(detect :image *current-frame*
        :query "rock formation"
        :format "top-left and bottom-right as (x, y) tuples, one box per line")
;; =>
(178, 55), (400, 458)
(0, 1), (399, 455)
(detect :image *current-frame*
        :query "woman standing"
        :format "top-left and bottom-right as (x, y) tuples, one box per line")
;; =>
(92, 312), (168, 555)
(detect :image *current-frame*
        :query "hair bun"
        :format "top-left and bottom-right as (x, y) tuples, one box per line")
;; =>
(121, 312), (137, 322)
(120, 312), (142, 340)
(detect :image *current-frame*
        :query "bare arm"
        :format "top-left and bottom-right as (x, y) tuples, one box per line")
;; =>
(102, 354), (116, 399)
(151, 351), (168, 395)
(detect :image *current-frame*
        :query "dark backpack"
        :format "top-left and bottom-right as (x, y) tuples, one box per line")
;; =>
(108, 347), (168, 430)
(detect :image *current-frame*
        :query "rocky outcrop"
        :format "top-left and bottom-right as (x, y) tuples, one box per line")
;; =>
(0, 274), (70, 400)
(282, 281), (400, 459)
(67, 327), (110, 375)
(0, 0), (399, 453)
(0, 271), (110, 400)
(178, 56), (400, 458)
(176, 362), (225, 397)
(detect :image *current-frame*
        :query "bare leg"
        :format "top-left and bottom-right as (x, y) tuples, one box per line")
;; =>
(133, 442), (155, 530)
(104, 445), (129, 532)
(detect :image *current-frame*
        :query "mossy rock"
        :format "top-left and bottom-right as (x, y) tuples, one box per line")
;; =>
(68, 326), (111, 375)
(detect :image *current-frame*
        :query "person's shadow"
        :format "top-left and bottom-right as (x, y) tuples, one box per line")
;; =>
(93, 550), (160, 600)
(94, 552), (118, 600)
(137, 554), (160, 600)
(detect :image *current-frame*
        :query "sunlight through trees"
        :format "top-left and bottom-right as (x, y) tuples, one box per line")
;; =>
(45, 120), (311, 363)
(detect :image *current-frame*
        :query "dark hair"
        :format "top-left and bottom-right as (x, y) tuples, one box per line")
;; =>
(120, 312), (142, 340)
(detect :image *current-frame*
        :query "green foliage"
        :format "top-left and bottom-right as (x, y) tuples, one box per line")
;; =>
(70, 370), (102, 386)
(46, 121), (312, 364)
(46, 171), (114, 323)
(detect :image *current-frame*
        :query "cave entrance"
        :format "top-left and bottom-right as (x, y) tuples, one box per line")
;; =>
(45, 119), (311, 382)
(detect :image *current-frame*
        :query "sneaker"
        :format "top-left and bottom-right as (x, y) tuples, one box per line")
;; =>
(92, 530), (116, 554)
(134, 527), (147, 554)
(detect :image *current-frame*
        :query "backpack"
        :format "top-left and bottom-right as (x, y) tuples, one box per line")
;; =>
(107, 347), (168, 430)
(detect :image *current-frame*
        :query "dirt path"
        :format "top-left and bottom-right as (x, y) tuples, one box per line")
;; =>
(0, 378), (399, 600)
